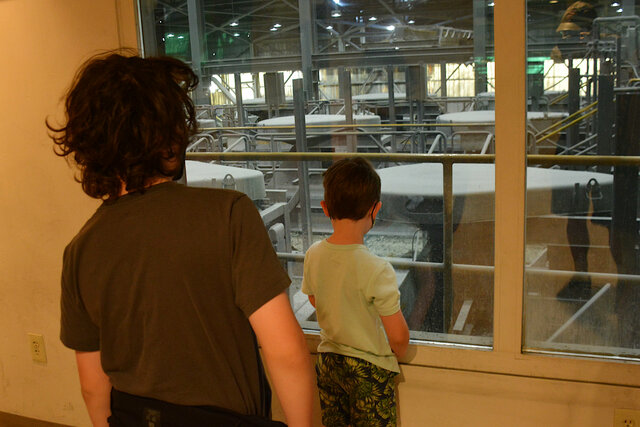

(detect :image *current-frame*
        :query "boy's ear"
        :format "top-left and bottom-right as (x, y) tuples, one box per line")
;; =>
(372, 200), (382, 218)
(320, 200), (331, 218)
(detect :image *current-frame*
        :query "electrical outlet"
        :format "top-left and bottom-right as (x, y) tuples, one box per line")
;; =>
(27, 333), (47, 363)
(615, 409), (640, 427)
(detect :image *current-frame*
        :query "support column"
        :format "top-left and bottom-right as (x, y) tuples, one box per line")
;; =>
(567, 68), (580, 156)
(440, 62), (447, 98)
(139, 0), (158, 57)
(234, 73), (246, 127)
(339, 68), (356, 152)
(298, 0), (315, 100)
(473, 0), (488, 95)
(387, 66), (397, 152)
(293, 79), (313, 251)
(612, 92), (640, 348)
(187, 0), (209, 104)
(596, 65), (614, 173)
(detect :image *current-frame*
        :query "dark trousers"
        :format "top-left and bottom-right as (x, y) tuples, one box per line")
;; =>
(109, 388), (287, 427)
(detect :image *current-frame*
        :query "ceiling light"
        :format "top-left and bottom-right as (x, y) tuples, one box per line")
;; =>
(270, 27), (278, 31)
(488, 2), (495, 6)
(326, 25), (333, 30)
(233, 33), (240, 37)
(332, 11), (341, 17)
(230, 22), (239, 27)
(333, 0), (340, 4)
(177, 35), (184, 39)
(617, 7), (623, 12)
(369, 16), (377, 21)
(166, 33), (175, 38)
(395, 46), (400, 50)
(386, 25), (395, 31)
(408, 19), (415, 24)
(550, 0), (558, 3)
(274, 23), (281, 28)
(612, 2), (620, 6)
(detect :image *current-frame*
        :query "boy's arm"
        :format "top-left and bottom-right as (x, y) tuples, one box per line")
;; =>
(308, 295), (316, 307)
(75, 351), (111, 427)
(249, 292), (314, 427)
(381, 310), (410, 358)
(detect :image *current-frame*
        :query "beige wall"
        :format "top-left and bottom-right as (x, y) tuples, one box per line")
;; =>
(0, 1), (137, 424)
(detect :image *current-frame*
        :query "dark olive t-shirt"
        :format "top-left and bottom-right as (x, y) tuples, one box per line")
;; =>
(60, 182), (290, 416)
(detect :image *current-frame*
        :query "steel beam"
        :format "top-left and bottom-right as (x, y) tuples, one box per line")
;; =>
(298, 0), (315, 99)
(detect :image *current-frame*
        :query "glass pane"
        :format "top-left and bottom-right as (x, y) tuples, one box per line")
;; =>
(141, 0), (495, 347)
(525, 0), (640, 358)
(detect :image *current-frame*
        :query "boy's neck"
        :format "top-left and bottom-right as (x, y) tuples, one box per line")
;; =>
(326, 217), (370, 245)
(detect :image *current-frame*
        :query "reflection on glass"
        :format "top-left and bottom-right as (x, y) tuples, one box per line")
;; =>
(142, 0), (496, 347)
(525, 1), (640, 358)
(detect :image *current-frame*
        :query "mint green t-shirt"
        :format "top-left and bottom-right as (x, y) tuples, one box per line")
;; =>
(302, 240), (401, 372)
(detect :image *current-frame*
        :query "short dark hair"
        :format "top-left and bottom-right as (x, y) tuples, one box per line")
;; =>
(47, 51), (198, 200)
(322, 157), (381, 220)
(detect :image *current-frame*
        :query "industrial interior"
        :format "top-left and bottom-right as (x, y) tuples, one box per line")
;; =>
(137, 0), (640, 358)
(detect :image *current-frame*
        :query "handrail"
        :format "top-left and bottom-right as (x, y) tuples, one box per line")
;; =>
(534, 101), (598, 138)
(186, 151), (496, 163)
(536, 108), (598, 144)
(199, 122), (496, 131)
(186, 151), (640, 167)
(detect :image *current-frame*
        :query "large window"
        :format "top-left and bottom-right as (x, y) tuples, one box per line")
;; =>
(524, 0), (640, 359)
(140, 0), (496, 347)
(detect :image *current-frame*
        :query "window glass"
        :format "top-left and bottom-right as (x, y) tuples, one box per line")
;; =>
(525, 0), (640, 358)
(140, 0), (495, 347)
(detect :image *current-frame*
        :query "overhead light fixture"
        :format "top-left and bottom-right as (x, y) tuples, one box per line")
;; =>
(233, 33), (240, 37)
(331, 10), (341, 17)
(333, 0), (340, 4)
(612, 2), (621, 6)
(369, 16), (377, 21)
(274, 23), (282, 28)
(488, 2), (495, 6)
(550, 0), (558, 3)
(617, 7), (623, 12)
(166, 33), (175, 38)
(326, 25), (333, 30)
(386, 25), (395, 31)
(230, 22), (239, 27)
(177, 35), (184, 39)
(395, 46), (400, 50)
(270, 27), (278, 31)
(408, 19), (415, 24)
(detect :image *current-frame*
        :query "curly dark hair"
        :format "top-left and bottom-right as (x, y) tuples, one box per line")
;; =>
(47, 51), (199, 200)
(322, 157), (381, 220)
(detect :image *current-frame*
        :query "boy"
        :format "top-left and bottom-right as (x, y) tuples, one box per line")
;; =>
(302, 157), (410, 427)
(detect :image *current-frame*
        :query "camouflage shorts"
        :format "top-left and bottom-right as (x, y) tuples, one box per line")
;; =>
(315, 352), (398, 427)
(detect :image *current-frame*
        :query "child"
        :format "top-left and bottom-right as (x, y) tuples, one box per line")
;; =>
(302, 157), (410, 427)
